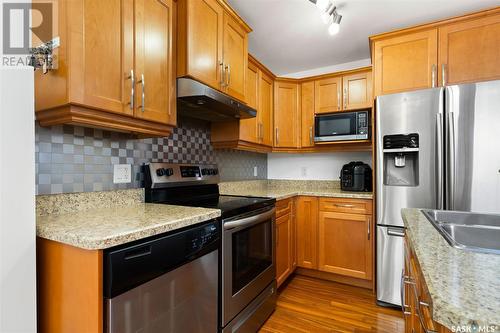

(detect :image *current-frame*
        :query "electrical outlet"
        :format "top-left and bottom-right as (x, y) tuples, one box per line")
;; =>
(253, 166), (258, 177)
(301, 167), (307, 177)
(113, 164), (132, 184)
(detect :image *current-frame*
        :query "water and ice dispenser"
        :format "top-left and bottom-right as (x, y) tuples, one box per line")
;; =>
(382, 134), (419, 186)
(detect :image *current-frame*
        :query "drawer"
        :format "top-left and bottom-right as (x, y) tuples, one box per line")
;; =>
(276, 198), (292, 218)
(319, 198), (372, 215)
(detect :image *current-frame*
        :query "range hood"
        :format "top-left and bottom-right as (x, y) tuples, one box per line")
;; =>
(177, 78), (257, 122)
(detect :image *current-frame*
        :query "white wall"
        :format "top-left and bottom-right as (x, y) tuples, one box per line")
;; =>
(281, 58), (371, 79)
(0, 0), (37, 331)
(267, 152), (372, 180)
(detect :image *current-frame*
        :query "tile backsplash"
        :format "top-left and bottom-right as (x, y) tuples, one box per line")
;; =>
(35, 117), (267, 195)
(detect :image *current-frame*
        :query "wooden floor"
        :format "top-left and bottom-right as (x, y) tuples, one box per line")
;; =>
(259, 275), (404, 333)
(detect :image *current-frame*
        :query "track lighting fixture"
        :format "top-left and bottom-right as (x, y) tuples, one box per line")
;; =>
(309, 0), (342, 35)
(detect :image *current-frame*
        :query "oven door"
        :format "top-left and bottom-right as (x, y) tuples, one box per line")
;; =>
(315, 112), (359, 142)
(222, 206), (275, 326)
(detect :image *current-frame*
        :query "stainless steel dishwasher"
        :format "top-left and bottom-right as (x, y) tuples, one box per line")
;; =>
(103, 219), (220, 333)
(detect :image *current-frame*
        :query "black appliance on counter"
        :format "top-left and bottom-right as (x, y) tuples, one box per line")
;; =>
(340, 162), (372, 192)
(143, 163), (277, 333)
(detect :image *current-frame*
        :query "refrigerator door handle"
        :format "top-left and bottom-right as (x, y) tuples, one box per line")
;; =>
(387, 228), (405, 237)
(447, 112), (456, 210)
(436, 113), (444, 210)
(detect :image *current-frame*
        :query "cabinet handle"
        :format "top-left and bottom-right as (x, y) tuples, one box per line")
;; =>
(137, 74), (145, 112)
(441, 64), (447, 87)
(126, 69), (135, 110)
(400, 270), (411, 316)
(343, 87), (347, 109)
(337, 90), (340, 110)
(309, 126), (313, 145)
(410, 282), (438, 333)
(219, 61), (225, 87)
(276, 226), (279, 246)
(367, 217), (371, 240)
(275, 127), (279, 145)
(225, 64), (231, 87)
(260, 123), (264, 141)
(334, 203), (355, 208)
(431, 64), (436, 88)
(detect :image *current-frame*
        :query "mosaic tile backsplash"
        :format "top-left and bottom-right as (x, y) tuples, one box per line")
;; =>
(35, 117), (267, 195)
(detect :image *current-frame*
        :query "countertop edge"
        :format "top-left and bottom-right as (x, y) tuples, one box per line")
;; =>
(37, 209), (221, 250)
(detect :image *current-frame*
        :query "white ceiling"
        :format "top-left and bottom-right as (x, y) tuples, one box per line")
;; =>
(226, 0), (500, 76)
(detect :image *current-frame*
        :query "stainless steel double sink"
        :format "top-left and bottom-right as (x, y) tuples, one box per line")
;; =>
(422, 210), (500, 255)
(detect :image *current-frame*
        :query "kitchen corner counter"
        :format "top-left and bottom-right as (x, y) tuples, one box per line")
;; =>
(36, 189), (221, 250)
(219, 180), (373, 200)
(401, 208), (500, 330)
(37, 203), (221, 250)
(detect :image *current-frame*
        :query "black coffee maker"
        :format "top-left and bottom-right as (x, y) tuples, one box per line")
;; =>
(340, 162), (372, 192)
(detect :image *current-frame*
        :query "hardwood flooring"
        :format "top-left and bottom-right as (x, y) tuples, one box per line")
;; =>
(259, 275), (404, 333)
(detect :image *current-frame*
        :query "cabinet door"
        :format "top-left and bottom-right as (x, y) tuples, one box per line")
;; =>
(439, 13), (500, 86)
(296, 197), (318, 269)
(315, 76), (342, 114)
(373, 29), (438, 96)
(274, 81), (299, 148)
(67, 0), (134, 116)
(223, 12), (248, 102)
(183, 0), (223, 90)
(276, 213), (292, 288)
(239, 60), (258, 143)
(343, 71), (372, 110)
(318, 212), (372, 280)
(259, 71), (274, 147)
(135, 0), (176, 125)
(300, 81), (315, 148)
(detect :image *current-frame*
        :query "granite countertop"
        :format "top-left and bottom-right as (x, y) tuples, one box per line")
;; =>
(401, 208), (500, 330)
(36, 189), (221, 250)
(219, 180), (373, 200)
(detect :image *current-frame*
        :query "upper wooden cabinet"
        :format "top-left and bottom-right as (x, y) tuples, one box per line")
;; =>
(315, 76), (342, 114)
(372, 29), (438, 96)
(274, 80), (300, 148)
(300, 81), (315, 148)
(259, 70), (274, 147)
(210, 55), (274, 151)
(438, 13), (500, 86)
(35, 0), (176, 137)
(371, 7), (500, 95)
(343, 71), (373, 110)
(177, 0), (223, 90)
(177, 0), (250, 102)
(222, 12), (248, 101)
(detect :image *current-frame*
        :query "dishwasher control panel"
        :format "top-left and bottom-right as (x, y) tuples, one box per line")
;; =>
(103, 219), (220, 298)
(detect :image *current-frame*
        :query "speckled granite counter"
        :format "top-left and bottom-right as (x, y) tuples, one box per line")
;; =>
(219, 180), (373, 200)
(36, 190), (221, 250)
(402, 208), (500, 330)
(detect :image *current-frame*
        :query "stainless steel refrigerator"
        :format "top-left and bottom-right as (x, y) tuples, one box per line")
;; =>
(375, 80), (500, 307)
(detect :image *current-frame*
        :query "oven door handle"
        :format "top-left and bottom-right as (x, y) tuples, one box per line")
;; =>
(223, 208), (275, 230)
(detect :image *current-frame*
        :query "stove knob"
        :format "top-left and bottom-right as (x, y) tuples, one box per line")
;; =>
(201, 168), (208, 176)
(213, 168), (218, 175)
(165, 168), (174, 177)
(156, 168), (166, 176)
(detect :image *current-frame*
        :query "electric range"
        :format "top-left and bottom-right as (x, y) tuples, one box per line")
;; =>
(143, 163), (277, 333)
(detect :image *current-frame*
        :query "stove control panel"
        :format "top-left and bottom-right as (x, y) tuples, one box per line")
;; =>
(145, 163), (219, 188)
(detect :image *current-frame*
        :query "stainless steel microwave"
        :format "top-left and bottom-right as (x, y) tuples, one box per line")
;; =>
(314, 110), (370, 142)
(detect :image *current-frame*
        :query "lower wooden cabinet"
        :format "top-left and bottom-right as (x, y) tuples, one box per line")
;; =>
(318, 211), (372, 280)
(275, 198), (295, 288)
(296, 196), (318, 269)
(404, 238), (452, 333)
(281, 196), (374, 288)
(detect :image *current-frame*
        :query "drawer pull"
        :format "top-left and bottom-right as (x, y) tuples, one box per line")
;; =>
(334, 203), (356, 208)
(410, 281), (437, 333)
